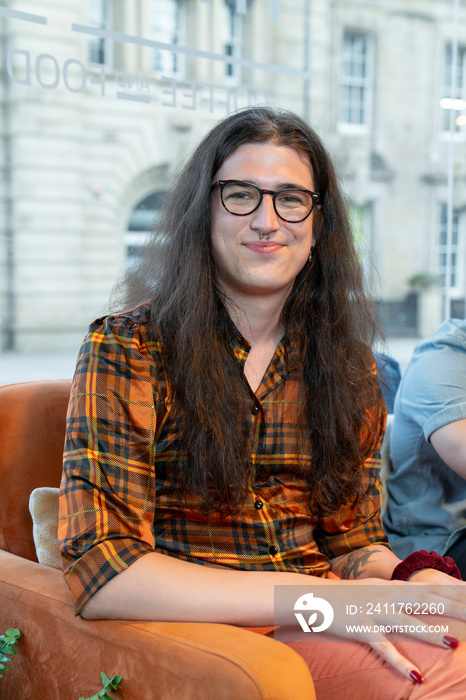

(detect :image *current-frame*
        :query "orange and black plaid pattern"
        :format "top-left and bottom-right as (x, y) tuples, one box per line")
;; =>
(59, 303), (389, 614)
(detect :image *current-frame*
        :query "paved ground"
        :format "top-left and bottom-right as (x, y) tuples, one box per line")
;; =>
(0, 336), (420, 386)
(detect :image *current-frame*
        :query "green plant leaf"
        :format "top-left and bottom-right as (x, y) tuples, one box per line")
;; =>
(5, 629), (20, 639)
(0, 629), (21, 680)
(79, 673), (123, 700)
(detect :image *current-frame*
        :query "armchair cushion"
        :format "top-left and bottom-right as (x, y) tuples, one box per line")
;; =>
(29, 487), (61, 570)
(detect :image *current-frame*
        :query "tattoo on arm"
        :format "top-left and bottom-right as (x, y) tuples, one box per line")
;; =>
(340, 548), (384, 579)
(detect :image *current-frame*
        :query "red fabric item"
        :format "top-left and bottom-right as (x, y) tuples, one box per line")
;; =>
(390, 549), (462, 581)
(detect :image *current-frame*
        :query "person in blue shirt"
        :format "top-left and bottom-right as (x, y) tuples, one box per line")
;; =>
(383, 318), (466, 577)
(374, 352), (401, 414)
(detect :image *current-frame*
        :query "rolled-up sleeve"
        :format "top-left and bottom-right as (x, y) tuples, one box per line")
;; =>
(315, 401), (390, 559)
(59, 313), (158, 614)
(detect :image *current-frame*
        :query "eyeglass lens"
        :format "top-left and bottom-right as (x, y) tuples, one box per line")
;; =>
(221, 182), (314, 222)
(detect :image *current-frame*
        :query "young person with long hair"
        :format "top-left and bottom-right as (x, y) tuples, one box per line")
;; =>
(59, 107), (466, 698)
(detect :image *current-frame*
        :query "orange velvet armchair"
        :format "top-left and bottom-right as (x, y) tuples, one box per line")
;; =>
(0, 380), (316, 700)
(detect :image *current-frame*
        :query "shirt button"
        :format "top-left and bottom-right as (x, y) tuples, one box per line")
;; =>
(254, 499), (263, 510)
(251, 404), (260, 415)
(269, 545), (278, 556)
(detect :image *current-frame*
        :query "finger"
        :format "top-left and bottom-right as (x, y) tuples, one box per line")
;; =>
(388, 583), (466, 622)
(369, 611), (461, 654)
(432, 597), (466, 622)
(409, 614), (462, 650)
(368, 639), (424, 684)
(405, 588), (466, 624)
(431, 585), (466, 615)
(421, 582), (466, 605)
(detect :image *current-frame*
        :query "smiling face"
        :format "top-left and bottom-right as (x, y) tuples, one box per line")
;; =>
(210, 142), (316, 306)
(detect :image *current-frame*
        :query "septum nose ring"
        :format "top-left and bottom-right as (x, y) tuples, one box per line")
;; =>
(259, 230), (273, 241)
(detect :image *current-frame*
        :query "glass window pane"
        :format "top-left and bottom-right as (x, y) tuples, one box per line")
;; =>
(151, 0), (185, 75)
(1, 0), (465, 377)
(88, 0), (112, 66)
(340, 31), (371, 126)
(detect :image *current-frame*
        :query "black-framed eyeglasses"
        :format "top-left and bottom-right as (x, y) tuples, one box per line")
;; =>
(211, 180), (320, 223)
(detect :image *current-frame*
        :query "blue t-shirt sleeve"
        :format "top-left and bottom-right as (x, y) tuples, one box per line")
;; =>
(397, 332), (466, 440)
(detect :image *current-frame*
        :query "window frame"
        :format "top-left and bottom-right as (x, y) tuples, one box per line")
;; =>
(440, 42), (466, 136)
(88, 0), (114, 68)
(126, 191), (167, 272)
(437, 203), (464, 297)
(221, 0), (244, 83)
(339, 30), (374, 132)
(151, 0), (186, 78)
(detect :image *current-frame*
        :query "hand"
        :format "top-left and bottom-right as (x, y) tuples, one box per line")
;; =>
(408, 567), (465, 585)
(280, 578), (466, 683)
(353, 578), (465, 681)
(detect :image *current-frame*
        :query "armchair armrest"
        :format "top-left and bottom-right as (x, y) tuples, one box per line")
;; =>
(0, 551), (315, 700)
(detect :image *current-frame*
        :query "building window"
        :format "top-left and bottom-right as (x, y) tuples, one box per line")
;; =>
(222, 0), (243, 80)
(151, 0), (185, 76)
(126, 192), (166, 271)
(438, 204), (463, 291)
(441, 43), (466, 133)
(340, 31), (373, 127)
(88, 0), (113, 66)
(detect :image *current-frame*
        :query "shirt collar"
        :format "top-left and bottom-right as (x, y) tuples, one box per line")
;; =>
(225, 316), (298, 398)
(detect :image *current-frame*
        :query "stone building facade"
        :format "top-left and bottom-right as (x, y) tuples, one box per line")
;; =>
(0, 0), (465, 351)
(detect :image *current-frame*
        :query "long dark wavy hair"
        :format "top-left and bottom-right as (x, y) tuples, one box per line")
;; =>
(116, 106), (384, 517)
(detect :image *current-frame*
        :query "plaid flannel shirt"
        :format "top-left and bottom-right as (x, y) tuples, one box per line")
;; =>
(59, 303), (388, 614)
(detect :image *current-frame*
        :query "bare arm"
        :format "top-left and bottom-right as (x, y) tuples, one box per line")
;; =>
(81, 550), (337, 623)
(330, 543), (400, 580)
(430, 417), (466, 480)
(331, 544), (466, 585)
(81, 546), (466, 687)
(81, 541), (401, 623)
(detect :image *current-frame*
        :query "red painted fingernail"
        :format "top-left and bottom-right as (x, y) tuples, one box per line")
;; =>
(409, 670), (424, 684)
(442, 635), (460, 649)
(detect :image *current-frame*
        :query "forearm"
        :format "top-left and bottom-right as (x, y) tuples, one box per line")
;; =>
(330, 544), (399, 580)
(430, 417), (466, 480)
(81, 551), (339, 624)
